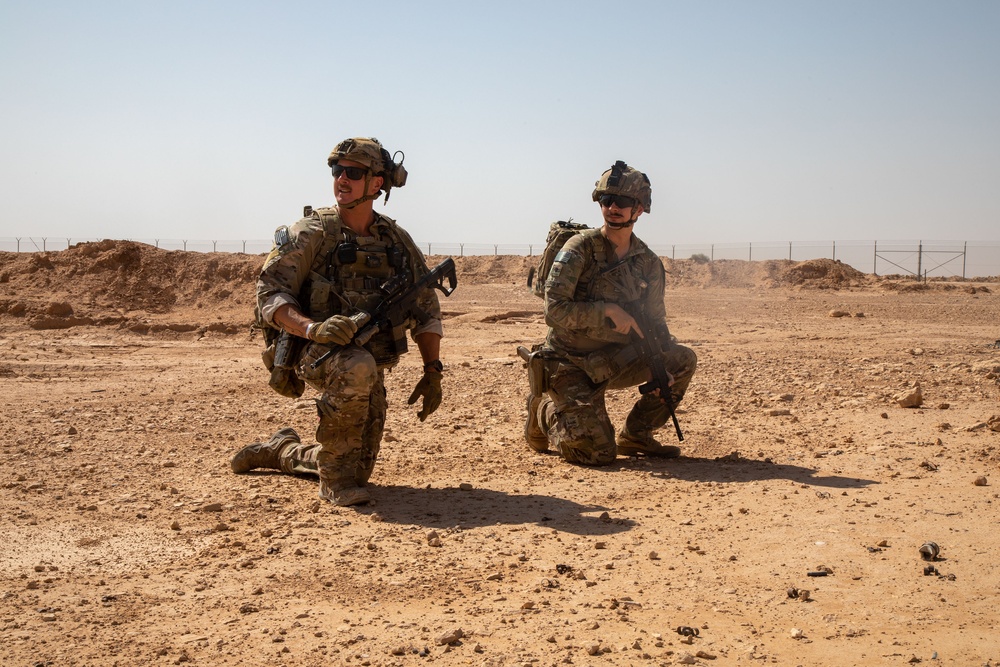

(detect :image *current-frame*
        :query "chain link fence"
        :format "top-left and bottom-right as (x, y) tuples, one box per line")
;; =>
(2, 237), (998, 279)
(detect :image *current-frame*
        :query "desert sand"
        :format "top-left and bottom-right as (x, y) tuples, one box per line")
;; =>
(1, 240), (999, 666)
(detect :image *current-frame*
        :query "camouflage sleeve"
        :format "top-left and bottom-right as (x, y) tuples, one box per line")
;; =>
(256, 218), (325, 325)
(644, 250), (668, 324)
(393, 221), (443, 338)
(543, 233), (605, 331)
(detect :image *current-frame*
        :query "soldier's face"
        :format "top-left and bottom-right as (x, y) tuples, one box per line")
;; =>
(333, 159), (384, 205)
(601, 197), (644, 226)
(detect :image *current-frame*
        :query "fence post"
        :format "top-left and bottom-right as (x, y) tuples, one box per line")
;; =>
(16, 237), (20, 252)
(460, 244), (464, 257)
(43, 237), (47, 252)
(672, 244), (675, 260)
(833, 240), (836, 262)
(873, 240), (877, 276)
(963, 241), (967, 279)
(749, 242), (752, 262)
(242, 240), (246, 253)
(427, 243), (431, 255)
(711, 244), (714, 261)
(494, 245), (498, 256)
(66, 238), (71, 249)
(917, 240), (922, 280)
(183, 240), (188, 251)
(789, 241), (792, 261)
(155, 239), (160, 248)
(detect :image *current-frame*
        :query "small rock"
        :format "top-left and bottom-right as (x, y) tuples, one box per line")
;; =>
(828, 310), (850, 318)
(790, 628), (804, 639)
(648, 551), (659, 560)
(895, 383), (923, 408)
(585, 642), (601, 656)
(974, 476), (988, 486)
(201, 502), (223, 512)
(676, 652), (697, 664)
(436, 628), (464, 645)
(767, 408), (792, 417)
(458, 482), (473, 490)
(170, 520), (181, 531)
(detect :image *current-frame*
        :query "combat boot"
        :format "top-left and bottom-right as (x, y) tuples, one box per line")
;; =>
(616, 430), (681, 458)
(231, 427), (300, 473)
(524, 394), (549, 452)
(321, 484), (372, 507)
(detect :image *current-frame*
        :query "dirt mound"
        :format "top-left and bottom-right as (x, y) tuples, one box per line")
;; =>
(0, 240), (260, 329)
(0, 241), (889, 331)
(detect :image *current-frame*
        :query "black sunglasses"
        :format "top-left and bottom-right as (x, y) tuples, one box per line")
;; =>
(332, 164), (368, 181)
(599, 194), (636, 209)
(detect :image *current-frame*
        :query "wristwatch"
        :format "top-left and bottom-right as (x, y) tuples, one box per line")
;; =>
(423, 360), (444, 373)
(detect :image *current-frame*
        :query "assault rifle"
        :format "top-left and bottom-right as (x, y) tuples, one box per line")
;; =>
(309, 257), (458, 370)
(627, 305), (684, 443)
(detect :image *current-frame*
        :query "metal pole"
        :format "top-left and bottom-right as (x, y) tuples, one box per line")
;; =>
(963, 241), (967, 279)
(242, 240), (246, 253)
(711, 244), (714, 261)
(749, 242), (752, 261)
(788, 241), (792, 261)
(183, 240), (188, 251)
(43, 237), (47, 251)
(494, 245), (498, 256)
(156, 239), (160, 248)
(212, 241), (217, 252)
(832, 240), (836, 262)
(427, 243), (431, 255)
(917, 240), (922, 280)
(873, 240), (877, 276)
(672, 244), (675, 260)
(16, 237), (20, 252)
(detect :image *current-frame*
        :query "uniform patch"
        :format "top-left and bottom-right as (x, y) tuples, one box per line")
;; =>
(553, 250), (575, 264)
(274, 226), (291, 248)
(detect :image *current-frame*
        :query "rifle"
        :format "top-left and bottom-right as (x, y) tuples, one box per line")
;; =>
(626, 305), (684, 442)
(309, 257), (458, 370)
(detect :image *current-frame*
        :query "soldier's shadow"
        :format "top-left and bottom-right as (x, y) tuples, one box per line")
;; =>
(636, 453), (878, 489)
(359, 484), (634, 536)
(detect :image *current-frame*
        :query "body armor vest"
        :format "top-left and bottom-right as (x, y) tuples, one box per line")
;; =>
(304, 211), (411, 367)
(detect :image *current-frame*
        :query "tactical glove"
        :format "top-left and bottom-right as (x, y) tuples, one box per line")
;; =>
(309, 315), (358, 346)
(407, 372), (442, 422)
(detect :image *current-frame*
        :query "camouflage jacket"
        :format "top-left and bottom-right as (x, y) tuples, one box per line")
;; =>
(544, 228), (667, 355)
(257, 208), (442, 363)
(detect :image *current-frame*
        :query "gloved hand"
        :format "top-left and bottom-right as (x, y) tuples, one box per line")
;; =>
(407, 372), (442, 421)
(308, 315), (358, 346)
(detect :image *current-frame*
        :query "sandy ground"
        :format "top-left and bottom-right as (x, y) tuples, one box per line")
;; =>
(1, 241), (999, 667)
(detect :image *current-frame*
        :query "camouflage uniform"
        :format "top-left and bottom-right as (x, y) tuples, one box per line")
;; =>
(256, 208), (442, 500)
(535, 228), (697, 465)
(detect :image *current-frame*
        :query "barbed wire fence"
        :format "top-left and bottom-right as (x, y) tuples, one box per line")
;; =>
(2, 237), (998, 280)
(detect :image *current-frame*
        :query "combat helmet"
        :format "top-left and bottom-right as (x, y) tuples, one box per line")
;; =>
(591, 160), (652, 213)
(327, 137), (408, 207)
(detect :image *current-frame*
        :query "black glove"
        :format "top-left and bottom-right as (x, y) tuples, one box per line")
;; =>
(407, 371), (442, 421)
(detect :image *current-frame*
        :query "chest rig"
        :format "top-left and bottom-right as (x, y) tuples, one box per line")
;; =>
(305, 209), (411, 366)
(574, 230), (648, 304)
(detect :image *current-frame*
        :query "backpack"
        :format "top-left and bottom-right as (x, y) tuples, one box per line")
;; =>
(527, 219), (592, 298)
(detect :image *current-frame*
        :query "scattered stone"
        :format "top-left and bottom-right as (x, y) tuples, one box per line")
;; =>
(767, 408), (792, 416)
(790, 628), (804, 639)
(895, 383), (923, 408)
(436, 627), (464, 645)
(585, 642), (602, 656)
(676, 652), (697, 664)
(458, 482), (473, 490)
(201, 502), (223, 512)
(170, 520), (181, 531)
(937, 403), (950, 410)
(988, 415), (1000, 432)
(828, 310), (850, 318)
(648, 551), (659, 560)
(974, 476), (988, 486)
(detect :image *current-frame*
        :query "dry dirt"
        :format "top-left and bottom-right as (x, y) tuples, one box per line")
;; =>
(1, 240), (999, 667)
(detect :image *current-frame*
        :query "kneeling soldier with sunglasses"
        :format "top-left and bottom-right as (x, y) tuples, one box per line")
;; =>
(524, 161), (698, 465)
(234, 137), (445, 506)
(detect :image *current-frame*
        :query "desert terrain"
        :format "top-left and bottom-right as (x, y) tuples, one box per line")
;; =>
(1, 240), (999, 667)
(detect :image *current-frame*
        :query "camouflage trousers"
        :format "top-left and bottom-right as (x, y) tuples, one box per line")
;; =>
(538, 343), (697, 465)
(294, 343), (387, 498)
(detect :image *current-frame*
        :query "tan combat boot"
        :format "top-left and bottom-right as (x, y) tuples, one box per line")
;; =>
(231, 427), (300, 473)
(524, 394), (549, 452)
(616, 430), (681, 458)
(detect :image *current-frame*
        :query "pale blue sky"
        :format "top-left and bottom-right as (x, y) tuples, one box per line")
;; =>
(1, 0), (998, 250)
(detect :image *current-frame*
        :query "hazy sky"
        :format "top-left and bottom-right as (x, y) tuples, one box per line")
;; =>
(2, 0), (998, 250)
